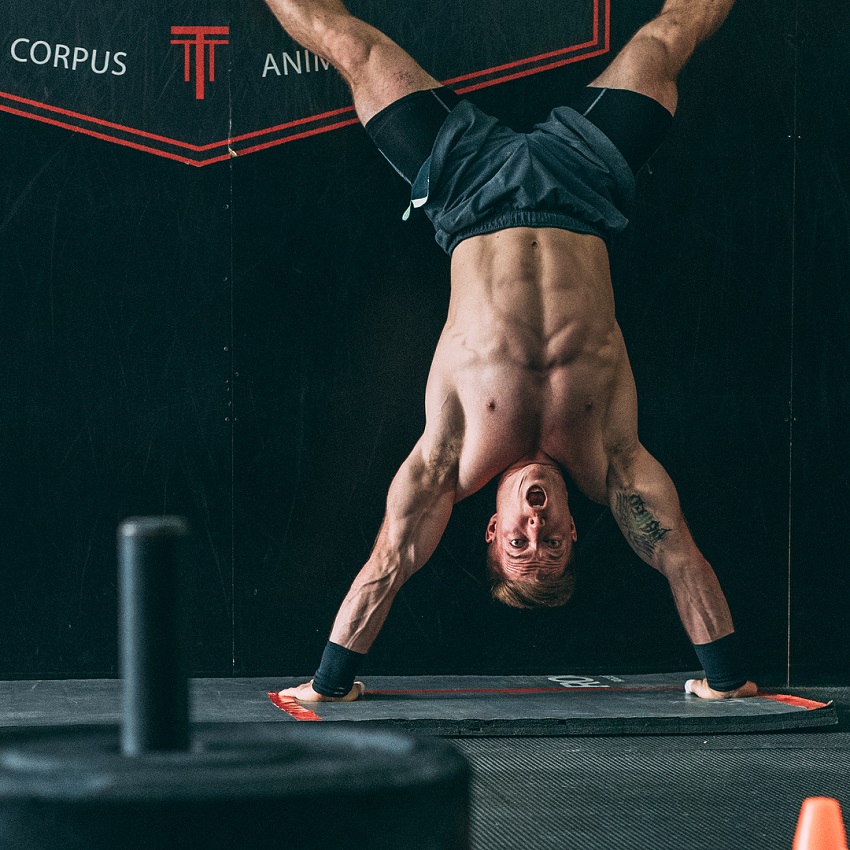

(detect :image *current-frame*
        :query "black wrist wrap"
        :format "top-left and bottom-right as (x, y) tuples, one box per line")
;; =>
(312, 641), (364, 698)
(692, 632), (747, 692)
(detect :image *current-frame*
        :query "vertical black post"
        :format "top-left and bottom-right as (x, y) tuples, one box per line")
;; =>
(118, 516), (190, 755)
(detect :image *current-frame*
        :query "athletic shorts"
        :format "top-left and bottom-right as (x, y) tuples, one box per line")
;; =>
(364, 86), (673, 254)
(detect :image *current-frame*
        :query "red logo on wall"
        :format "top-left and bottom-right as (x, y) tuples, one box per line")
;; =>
(0, 0), (610, 167)
(170, 26), (230, 101)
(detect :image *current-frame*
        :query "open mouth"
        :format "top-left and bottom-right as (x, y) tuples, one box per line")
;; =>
(526, 485), (546, 507)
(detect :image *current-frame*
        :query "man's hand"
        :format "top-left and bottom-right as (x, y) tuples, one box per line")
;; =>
(276, 680), (365, 702)
(685, 678), (758, 700)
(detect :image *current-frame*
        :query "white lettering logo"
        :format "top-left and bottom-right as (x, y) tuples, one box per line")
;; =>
(547, 675), (610, 688)
(10, 37), (127, 75)
(262, 49), (331, 78)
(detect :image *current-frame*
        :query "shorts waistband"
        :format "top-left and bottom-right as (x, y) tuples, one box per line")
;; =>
(443, 211), (608, 254)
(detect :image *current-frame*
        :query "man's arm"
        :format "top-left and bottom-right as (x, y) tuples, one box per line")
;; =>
(331, 438), (457, 651)
(606, 442), (757, 700)
(279, 436), (458, 702)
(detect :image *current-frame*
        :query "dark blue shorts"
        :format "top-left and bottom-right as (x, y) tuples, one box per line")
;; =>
(364, 87), (672, 254)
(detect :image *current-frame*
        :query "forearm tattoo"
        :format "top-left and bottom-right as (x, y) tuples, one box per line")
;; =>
(614, 492), (672, 559)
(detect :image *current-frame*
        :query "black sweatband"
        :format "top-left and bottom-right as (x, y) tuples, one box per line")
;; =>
(692, 632), (747, 692)
(312, 641), (364, 698)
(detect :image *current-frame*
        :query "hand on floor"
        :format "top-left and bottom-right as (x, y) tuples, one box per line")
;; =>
(684, 678), (758, 700)
(276, 680), (365, 702)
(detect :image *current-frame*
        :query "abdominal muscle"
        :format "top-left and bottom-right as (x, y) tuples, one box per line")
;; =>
(430, 227), (628, 500)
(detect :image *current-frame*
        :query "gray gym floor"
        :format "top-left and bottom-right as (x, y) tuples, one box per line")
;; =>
(454, 688), (849, 849)
(0, 680), (846, 848)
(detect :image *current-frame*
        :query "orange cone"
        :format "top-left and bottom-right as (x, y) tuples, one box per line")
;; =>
(793, 798), (848, 850)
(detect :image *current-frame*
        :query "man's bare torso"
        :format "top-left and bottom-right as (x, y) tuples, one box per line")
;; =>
(425, 227), (639, 503)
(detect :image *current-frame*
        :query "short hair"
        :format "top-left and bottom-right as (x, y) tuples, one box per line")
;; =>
(487, 542), (577, 609)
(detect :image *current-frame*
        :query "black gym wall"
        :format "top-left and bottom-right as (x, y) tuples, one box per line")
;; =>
(0, 0), (846, 684)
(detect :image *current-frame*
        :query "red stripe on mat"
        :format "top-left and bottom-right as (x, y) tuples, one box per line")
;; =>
(369, 687), (680, 694)
(267, 691), (323, 720)
(370, 689), (831, 709)
(759, 693), (829, 710)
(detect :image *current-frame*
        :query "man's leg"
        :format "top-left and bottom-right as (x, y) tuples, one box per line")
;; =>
(567, 0), (735, 174)
(590, 0), (736, 114)
(262, 0), (441, 124)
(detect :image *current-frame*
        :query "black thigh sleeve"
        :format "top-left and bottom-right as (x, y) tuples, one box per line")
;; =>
(568, 86), (673, 174)
(364, 87), (462, 184)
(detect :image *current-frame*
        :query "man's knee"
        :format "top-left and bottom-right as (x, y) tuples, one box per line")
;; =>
(316, 17), (382, 83)
(591, 18), (692, 114)
(639, 12), (700, 79)
(318, 20), (439, 121)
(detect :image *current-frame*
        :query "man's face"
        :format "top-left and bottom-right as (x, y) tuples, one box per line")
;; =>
(485, 459), (577, 581)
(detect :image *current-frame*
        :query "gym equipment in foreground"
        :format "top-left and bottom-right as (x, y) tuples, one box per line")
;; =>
(793, 797), (848, 850)
(0, 517), (468, 849)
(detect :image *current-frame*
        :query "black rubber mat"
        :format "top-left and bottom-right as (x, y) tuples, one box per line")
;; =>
(266, 673), (838, 736)
(0, 677), (836, 737)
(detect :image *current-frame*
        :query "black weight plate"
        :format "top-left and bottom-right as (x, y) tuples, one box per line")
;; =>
(0, 723), (468, 801)
(0, 724), (469, 849)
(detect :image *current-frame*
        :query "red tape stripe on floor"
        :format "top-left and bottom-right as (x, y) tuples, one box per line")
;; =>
(759, 693), (829, 710)
(267, 691), (323, 721)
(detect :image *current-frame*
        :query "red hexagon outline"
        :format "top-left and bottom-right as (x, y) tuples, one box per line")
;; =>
(0, 0), (608, 167)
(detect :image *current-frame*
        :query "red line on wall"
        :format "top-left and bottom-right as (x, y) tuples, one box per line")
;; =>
(0, 90), (357, 153)
(455, 47), (611, 95)
(221, 107), (355, 145)
(0, 103), (199, 165)
(0, 102), (361, 167)
(229, 117), (361, 159)
(0, 0), (610, 166)
(445, 38), (597, 85)
(0, 90), (210, 151)
(221, 40), (610, 162)
(193, 151), (235, 166)
(224, 45), (610, 163)
(227, 43), (610, 161)
(445, 0), (605, 84)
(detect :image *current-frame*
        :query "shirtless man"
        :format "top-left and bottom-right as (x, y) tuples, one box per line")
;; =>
(264, 0), (758, 702)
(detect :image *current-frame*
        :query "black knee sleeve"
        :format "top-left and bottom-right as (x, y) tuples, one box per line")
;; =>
(569, 86), (674, 174)
(364, 87), (462, 183)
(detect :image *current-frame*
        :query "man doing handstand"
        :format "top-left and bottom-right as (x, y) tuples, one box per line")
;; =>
(262, 0), (758, 702)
